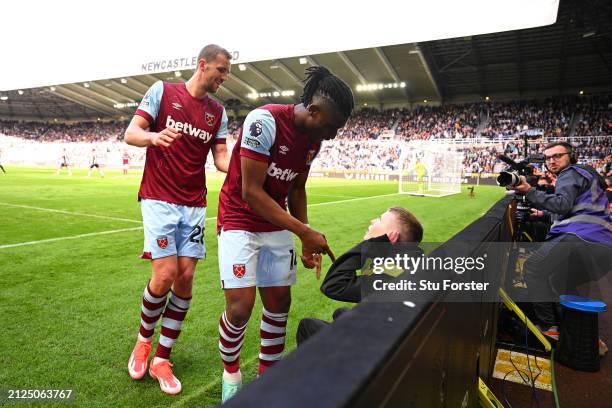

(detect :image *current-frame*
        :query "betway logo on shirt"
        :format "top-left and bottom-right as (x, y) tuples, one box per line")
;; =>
(267, 162), (299, 181)
(166, 115), (213, 143)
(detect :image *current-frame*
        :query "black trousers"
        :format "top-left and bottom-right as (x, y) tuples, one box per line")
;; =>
(296, 308), (351, 346)
(524, 234), (611, 328)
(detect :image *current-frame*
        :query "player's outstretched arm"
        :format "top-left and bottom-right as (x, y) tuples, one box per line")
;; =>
(241, 157), (334, 265)
(287, 172), (309, 224)
(211, 143), (229, 173)
(124, 115), (182, 148)
(288, 172), (320, 274)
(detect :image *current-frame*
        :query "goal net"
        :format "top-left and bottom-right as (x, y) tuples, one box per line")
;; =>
(398, 140), (464, 197)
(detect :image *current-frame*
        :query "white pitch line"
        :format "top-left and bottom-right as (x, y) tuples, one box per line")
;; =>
(0, 202), (142, 224)
(0, 192), (394, 249)
(0, 217), (218, 249)
(0, 227), (144, 249)
(308, 192), (401, 207)
(307, 193), (359, 199)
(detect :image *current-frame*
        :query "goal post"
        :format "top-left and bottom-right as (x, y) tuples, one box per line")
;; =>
(398, 140), (464, 197)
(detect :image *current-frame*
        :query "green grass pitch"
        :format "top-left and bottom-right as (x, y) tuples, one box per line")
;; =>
(0, 167), (504, 407)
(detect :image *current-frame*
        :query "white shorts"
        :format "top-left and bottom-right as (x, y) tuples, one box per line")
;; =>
(141, 199), (206, 260)
(218, 229), (297, 289)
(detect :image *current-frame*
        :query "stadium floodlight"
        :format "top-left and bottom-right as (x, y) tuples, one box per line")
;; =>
(113, 102), (138, 109)
(356, 82), (407, 92)
(83, 82), (90, 88)
(120, 78), (128, 84)
(174, 71), (182, 77)
(0, 96), (8, 100)
(248, 90), (295, 99)
(299, 57), (308, 65)
(18, 89), (24, 95)
(238, 64), (247, 71)
(49, 86), (56, 92)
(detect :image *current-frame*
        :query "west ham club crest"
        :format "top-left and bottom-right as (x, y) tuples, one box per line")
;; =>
(233, 264), (246, 278)
(205, 112), (215, 127)
(156, 237), (169, 249)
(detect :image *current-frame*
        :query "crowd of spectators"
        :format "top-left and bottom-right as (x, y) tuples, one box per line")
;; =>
(312, 141), (401, 171)
(226, 116), (244, 142)
(574, 95), (612, 137)
(0, 120), (128, 143)
(481, 98), (575, 138)
(336, 108), (400, 140)
(0, 96), (609, 174)
(1, 95), (608, 144)
(395, 104), (480, 139)
(308, 136), (611, 177)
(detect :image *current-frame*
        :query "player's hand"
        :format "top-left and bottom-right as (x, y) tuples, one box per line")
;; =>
(150, 127), (182, 147)
(507, 176), (531, 194)
(300, 253), (323, 279)
(299, 228), (336, 264)
(530, 208), (545, 218)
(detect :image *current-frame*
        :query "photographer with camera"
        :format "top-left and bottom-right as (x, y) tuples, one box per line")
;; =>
(508, 141), (612, 343)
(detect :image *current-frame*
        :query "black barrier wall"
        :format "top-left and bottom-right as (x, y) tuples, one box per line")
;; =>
(223, 197), (513, 408)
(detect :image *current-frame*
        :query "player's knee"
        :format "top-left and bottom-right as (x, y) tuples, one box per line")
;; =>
(152, 266), (179, 290)
(225, 301), (254, 327)
(263, 291), (291, 313)
(274, 296), (291, 313)
(177, 268), (195, 286)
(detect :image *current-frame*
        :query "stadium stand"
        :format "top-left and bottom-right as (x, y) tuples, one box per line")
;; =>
(0, 96), (610, 174)
(0, 120), (128, 142)
(1, 95), (609, 143)
(395, 104), (481, 139)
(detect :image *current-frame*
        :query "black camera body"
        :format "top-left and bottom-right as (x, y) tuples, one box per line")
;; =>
(495, 154), (545, 188)
(496, 154), (548, 241)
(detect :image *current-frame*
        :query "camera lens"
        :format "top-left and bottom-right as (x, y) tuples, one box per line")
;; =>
(496, 171), (519, 187)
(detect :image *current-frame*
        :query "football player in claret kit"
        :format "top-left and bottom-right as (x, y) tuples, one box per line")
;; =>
(216, 66), (354, 401)
(124, 44), (232, 395)
(122, 150), (130, 176)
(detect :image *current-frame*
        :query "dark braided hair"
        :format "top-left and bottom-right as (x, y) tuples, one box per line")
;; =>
(300, 66), (354, 119)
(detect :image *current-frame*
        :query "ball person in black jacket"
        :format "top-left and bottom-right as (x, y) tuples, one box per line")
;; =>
(297, 207), (424, 345)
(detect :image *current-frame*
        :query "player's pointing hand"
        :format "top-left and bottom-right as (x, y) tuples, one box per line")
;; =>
(299, 228), (335, 275)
